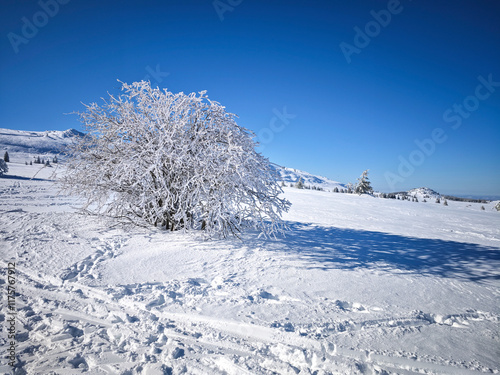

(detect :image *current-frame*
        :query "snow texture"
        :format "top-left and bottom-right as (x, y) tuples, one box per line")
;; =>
(0, 136), (500, 375)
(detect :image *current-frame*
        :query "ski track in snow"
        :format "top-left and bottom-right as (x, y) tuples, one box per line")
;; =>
(1, 159), (499, 374)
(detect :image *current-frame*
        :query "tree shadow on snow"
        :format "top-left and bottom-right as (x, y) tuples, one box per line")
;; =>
(1, 174), (51, 182)
(245, 222), (500, 284)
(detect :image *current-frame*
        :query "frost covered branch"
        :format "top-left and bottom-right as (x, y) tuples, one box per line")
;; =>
(61, 81), (290, 238)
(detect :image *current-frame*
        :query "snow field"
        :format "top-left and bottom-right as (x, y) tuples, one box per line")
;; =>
(1, 156), (499, 374)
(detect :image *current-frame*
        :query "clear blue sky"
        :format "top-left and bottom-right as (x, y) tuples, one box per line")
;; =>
(1, 0), (499, 197)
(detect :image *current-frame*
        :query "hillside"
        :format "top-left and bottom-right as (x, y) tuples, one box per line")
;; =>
(272, 165), (346, 191)
(0, 128), (84, 154)
(0, 156), (499, 374)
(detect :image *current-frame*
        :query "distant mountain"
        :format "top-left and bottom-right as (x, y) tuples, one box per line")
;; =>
(271, 165), (345, 191)
(0, 128), (84, 154)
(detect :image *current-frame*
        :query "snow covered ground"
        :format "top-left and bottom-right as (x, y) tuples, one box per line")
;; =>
(1, 154), (499, 374)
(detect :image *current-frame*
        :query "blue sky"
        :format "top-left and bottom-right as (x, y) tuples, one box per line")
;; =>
(1, 0), (499, 197)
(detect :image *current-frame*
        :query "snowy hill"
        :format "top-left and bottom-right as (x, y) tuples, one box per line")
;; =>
(0, 160), (499, 374)
(0, 128), (84, 154)
(272, 165), (345, 191)
(407, 187), (441, 199)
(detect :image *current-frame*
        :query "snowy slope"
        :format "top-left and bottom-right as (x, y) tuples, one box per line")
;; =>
(0, 128), (84, 154)
(272, 165), (346, 191)
(1, 152), (499, 374)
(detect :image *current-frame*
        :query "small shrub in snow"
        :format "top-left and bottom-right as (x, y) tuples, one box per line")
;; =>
(0, 159), (8, 176)
(4, 151), (9, 162)
(61, 81), (290, 238)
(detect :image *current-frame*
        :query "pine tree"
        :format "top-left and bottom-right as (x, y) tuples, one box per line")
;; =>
(53, 156), (58, 163)
(333, 187), (339, 193)
(0, 159), (8, 177)
(346, 182), (354, 194)
(481, 206), (485, 211)
(436, 198), (441, 204)
(3, 151), (9, 162)
(295, 177), (304, 189)
(355, 170), (373, 195)
(443, 199), (448, 206)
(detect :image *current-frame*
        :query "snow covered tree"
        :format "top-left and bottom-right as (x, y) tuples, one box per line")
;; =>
(333, 187), (339, 193)
(495, 202), (500, 212)
(61, 81), (291, 238)
(295, 177), (304, 189)
(4, 151), (10, 162)
(346, 182), (354, 194)
(443, 199), (448, 206)
(0, 159), (8, 177)
(355, 170), (373, 195)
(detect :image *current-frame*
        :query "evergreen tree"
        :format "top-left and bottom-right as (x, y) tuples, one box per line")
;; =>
(355, 170), (373, 195)
(481, 206), (485, 211)
(346, 182), (354, 194)
(443, 199), (448, 206)
(30, 161), (33, 165)
(0, 159), (8, 177)
(295, 177), (304, 189)
(333, 187), (339, 193)
(53, 156), (58, 163)
(436, 198), (441, 204)
(3, 151), (9, 162)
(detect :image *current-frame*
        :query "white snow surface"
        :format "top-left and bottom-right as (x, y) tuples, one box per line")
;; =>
(1, 153), (500, 375)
